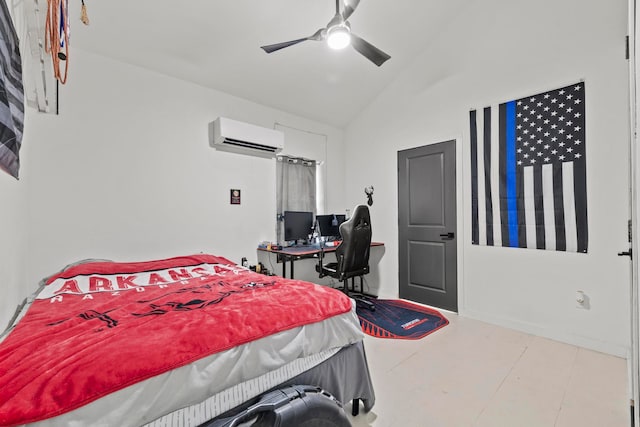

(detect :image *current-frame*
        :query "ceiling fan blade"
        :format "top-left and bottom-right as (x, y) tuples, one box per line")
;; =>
(260, 29), (325, 54)
(261, 38), (309, 53)
(342, 0), (361, 21)
(351, 33), (391, 66)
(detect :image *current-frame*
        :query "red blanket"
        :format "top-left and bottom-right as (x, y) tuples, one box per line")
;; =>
(0, 254), (352, 426)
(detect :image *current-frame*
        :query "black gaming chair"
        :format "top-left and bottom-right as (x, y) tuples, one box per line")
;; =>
(316, 205), (375, 311)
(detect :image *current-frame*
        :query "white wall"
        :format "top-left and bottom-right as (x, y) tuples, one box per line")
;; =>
(21, 49), (346, 292)
(344, 0), (630, 356)
(0, 168), (27, 331)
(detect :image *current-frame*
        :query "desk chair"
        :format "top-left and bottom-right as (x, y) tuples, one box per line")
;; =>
(316, 205), (375, 311)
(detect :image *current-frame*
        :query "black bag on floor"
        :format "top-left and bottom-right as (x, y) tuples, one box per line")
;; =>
(203, 384), (351, 427)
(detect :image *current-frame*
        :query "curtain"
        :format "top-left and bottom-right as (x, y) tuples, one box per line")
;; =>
(0, 0), (24, 179)
(276, 155), (317, 243)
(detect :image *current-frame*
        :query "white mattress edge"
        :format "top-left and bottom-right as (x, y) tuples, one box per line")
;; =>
(144, 346), (342, 427)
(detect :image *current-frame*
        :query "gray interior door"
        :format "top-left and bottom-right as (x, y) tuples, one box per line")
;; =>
(398, 140), (457, 312)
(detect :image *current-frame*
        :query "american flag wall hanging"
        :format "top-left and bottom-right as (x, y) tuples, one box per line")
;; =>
(0, 0), (24, 179)
(469, 82), (587, 253)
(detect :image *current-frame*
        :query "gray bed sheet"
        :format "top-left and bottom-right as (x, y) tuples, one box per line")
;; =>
(204, 340), (375, 425)
(282, 340), (375, 412)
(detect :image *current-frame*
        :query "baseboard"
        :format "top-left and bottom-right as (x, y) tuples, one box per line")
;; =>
(461, 307), (630, 359)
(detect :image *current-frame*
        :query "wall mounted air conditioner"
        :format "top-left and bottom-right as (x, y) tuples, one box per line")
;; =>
(210, 117), (284, 157)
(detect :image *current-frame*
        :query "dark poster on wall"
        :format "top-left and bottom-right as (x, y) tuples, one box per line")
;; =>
(230, 189), (241, 205)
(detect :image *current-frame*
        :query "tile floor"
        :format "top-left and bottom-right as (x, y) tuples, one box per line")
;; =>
(346, 311), (629, 427)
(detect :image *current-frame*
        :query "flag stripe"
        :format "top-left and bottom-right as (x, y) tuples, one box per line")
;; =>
(470, 110), (479, 245)
(573, 160), (588, 253)
(498, 104), (510, 246)
(516, 166), (527, 248)
(563, 162), (578, 252)
(533, 166), (545, 249)
(524, 167), (536, 249)
(505, 101), (518, 247)
(553, 163), (567, 251)
(490, 106), (502, 246)
(542, 164), (556, 250)
(483, 107), (494, 246)
(477, 111), (487, 245)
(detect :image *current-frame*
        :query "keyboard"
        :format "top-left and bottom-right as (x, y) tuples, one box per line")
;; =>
(280, 244), (323, 254)
(290, 243), (322, 250)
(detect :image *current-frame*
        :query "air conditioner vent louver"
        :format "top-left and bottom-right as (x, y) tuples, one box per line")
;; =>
(222, 138), (280, 152)
(210, 117), (284, 157)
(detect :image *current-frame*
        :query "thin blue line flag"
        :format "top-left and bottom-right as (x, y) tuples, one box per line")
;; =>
(470, 82), (587, 253)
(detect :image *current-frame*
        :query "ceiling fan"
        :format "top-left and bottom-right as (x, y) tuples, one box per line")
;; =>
(260, 0), (391, 67)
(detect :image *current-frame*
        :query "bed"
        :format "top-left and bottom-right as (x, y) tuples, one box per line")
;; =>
(0, 254), (375, 426)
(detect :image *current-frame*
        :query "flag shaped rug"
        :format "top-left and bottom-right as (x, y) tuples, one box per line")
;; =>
(356, 299), (449, 339)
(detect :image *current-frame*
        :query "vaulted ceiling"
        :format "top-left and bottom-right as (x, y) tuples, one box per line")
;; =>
(69, 0), (469, 128)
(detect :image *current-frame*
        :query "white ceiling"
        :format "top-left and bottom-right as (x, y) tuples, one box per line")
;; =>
(68, 0), (469, 128)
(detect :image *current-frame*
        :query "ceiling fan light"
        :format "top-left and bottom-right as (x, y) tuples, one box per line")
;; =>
(327, 25), (351, 50)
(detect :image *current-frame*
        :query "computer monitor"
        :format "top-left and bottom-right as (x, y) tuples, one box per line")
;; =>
(283, 211), (314, 243)
(316, 214), (346, 239)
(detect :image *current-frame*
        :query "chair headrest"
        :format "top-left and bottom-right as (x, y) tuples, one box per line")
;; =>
(350, 205), (370, 226)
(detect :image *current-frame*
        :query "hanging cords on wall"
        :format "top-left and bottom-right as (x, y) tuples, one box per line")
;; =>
(45, 0), (70, 84)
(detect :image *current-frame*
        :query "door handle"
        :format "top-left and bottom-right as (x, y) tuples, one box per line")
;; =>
(440, 232), (455, 240)
(618, 249), (632, 259)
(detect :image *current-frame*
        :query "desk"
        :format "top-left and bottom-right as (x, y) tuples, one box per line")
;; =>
(257, 242), (384, 279)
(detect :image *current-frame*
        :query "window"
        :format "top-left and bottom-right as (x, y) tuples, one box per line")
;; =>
(274, 124), (327, 243)
(276, 156), (316, 243)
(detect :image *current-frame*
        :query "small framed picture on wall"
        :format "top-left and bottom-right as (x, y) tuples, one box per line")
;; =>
(230, 189), (241, 205)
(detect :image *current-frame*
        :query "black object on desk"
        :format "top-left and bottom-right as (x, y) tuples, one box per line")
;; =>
(316, 214), (346, 239)
(283, 211), (314, 245)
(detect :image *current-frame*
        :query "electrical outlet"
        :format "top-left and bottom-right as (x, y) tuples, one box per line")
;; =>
(576, 290), (590, 309)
